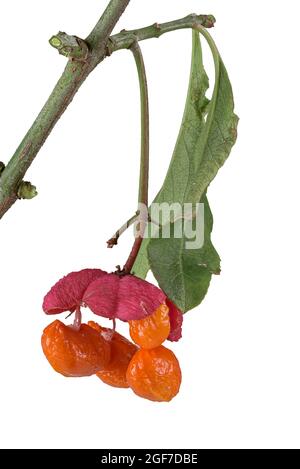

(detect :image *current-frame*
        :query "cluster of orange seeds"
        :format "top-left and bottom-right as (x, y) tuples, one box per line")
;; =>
(42, 303), (182, 402)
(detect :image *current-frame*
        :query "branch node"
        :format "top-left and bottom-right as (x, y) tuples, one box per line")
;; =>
(153, 22), (161, 37)
(198, 14), (216, 28)
(105, 38), (115, 57)
(49, 32), (90, 61)
(17, 181), (38, 200)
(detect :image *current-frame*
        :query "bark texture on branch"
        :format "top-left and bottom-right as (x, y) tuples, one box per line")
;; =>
(107, 14), (215, 53)
(0, 4), (214, 221)
(0, 0), (131, 219)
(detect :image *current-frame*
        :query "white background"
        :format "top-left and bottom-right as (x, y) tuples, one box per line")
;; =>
(0, 0), (299, 449)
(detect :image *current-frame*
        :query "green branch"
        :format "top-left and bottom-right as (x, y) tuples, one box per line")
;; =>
(0, 0), (131, 219)
(0, 6), (214, 221)
(107, 14), (215, 53)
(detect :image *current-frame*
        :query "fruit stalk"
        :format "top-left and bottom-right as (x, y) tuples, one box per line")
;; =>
(123, 42), (149, 274)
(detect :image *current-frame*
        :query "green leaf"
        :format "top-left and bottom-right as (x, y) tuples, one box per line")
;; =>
(184, 28), (239, 204)
(133, 30), (209, 278)
(148, 195), (221, 312)
(133, 29), (238, 312)
(153, 30), (211, 206)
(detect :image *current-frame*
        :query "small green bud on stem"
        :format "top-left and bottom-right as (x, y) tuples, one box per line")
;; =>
(17, 181), (38, 200)
(199, 14), (216, 28)
(49, 32), (90, 61)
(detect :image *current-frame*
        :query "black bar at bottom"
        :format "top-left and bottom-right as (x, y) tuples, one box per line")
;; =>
(0, 448), (291, 463)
